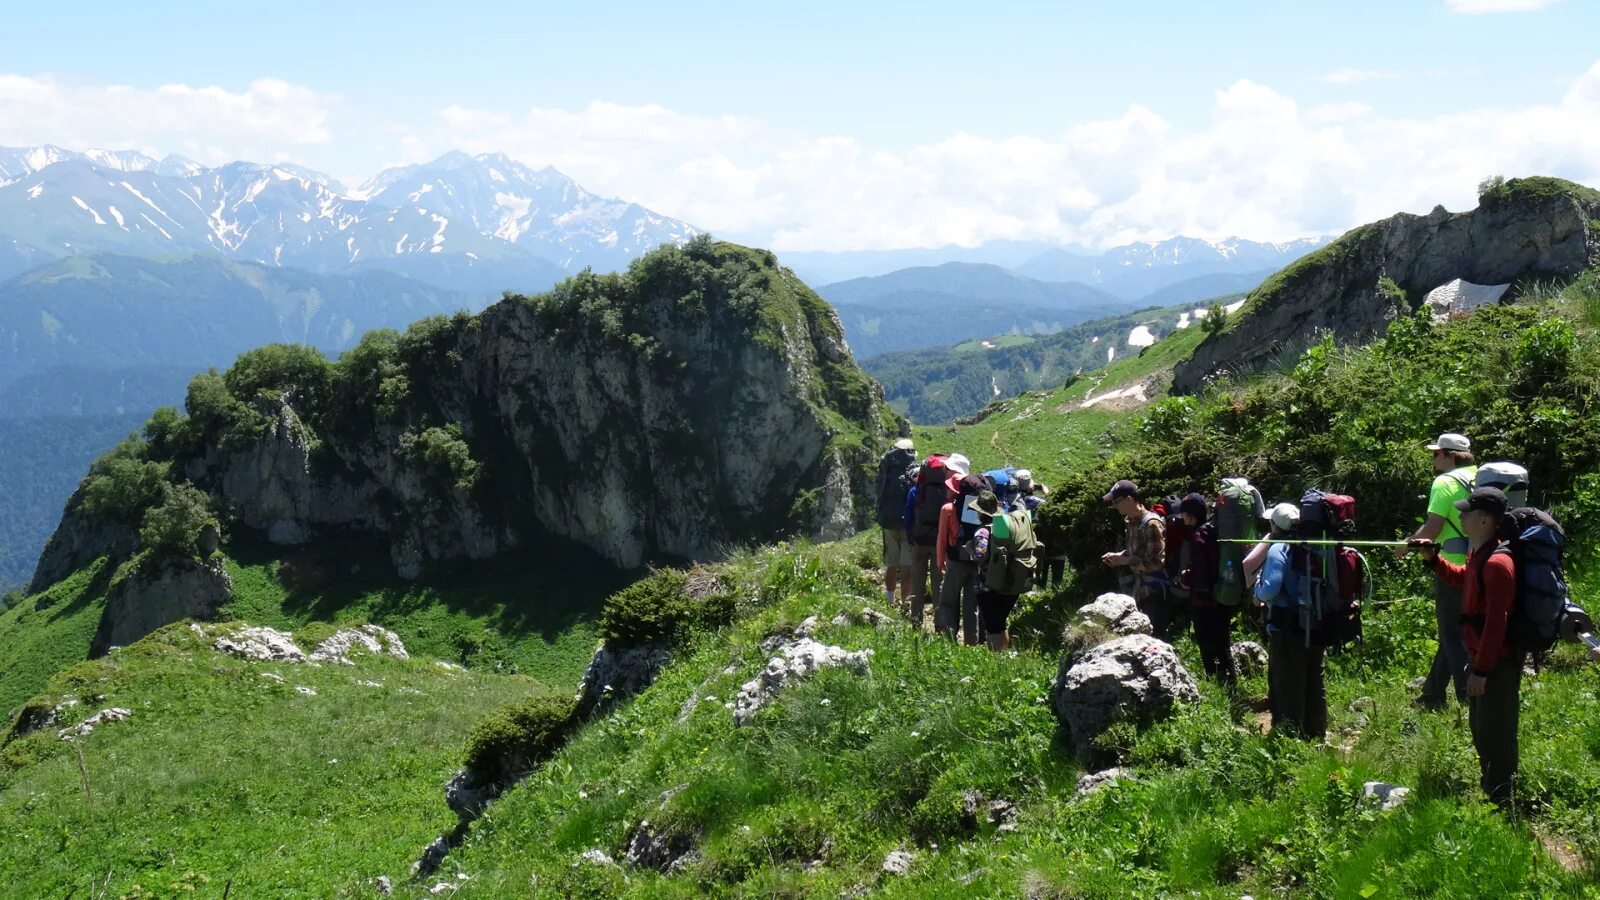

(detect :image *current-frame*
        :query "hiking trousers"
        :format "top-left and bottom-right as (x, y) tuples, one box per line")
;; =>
(1268, 629), (1326, 740)
(1136, 583), (1174, 641)
(1469, 651), (1525, 809)
(908, 546), (942, 628)
(1043, 557), (1067, 589)
(1192, 604), (1236, 683)
(937, 559), (981, 645)
(1421, 577), (1470, 706)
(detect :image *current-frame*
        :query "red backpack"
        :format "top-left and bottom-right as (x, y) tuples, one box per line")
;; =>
(910, 456), (950, 547)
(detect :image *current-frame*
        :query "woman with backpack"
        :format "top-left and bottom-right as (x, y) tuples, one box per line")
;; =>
(1177, 493), (1235, 683)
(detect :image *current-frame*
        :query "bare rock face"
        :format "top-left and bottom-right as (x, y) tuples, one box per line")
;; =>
(89, 557), (233, 657)
(1173, 178), (1600, 393)
(27, 486), (137, 594)
(31, 242), (893, 591)
(1051, 634), (1200, 765)
(574, 642), (675, 719)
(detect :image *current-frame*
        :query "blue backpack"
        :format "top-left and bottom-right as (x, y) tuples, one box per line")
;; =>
(983, 468), (1019, 508)
(1487, 508), (1584, 654)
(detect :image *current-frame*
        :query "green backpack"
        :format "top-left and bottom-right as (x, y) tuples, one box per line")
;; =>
(1214, 478), (1264, 607)
(986, 510), (1039, 595)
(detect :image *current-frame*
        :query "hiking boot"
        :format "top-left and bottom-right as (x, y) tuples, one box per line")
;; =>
(1411, 694), (1446, 712)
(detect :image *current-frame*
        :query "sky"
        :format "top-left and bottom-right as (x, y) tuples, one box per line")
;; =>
(2, 0), (1599, 251)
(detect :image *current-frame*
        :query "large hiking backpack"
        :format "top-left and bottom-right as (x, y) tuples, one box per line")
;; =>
(1156, 493), (1190, 583)
(875, 450), (919, 529)
(986, 509), (1038, 595)
(909, 457), (949, 547)
(1487, 507), (1587, 654)
(984, 468), (1020, 508)
(1289, 489), (1366, 650)
(1214, 478), (1264, 607)
(1476, 462), (1530, 510)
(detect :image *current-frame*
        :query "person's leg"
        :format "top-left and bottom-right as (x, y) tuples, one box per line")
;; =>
(1420, 578), (1467, 706)
(1269, 629), (1303, 735)
(1137, 585), (1171, 641)
(882, 531), (900, 606)
(1192, 606), (1221, 676)
(1217, 607), (1237, 685)
(910, 548), (936, 627)
(1473, 652), (1525, 808)
(1305, 645), (1327, 740)
(935, 561), (965, 639)
(961, 572), (980, 646)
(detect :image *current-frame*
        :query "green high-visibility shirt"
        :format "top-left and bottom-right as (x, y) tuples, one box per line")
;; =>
(1428, 465), (1478, 565)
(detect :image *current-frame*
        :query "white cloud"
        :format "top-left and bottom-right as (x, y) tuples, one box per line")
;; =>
(1445, 0), (1561, 12)
(408, 59), (1600, 251)
(1323, 68), (1400, 85)
(0, 75), (336, 165)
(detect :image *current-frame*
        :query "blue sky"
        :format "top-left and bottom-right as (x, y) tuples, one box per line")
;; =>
(2, 0), (1598, 249)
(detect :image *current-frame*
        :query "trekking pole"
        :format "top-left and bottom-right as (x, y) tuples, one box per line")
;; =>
(1217, 539), (1413, 547)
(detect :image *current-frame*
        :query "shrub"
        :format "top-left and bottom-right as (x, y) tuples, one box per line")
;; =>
(1201, 303), (1228, 334)
(397, 424), (480, 490)
(184, 369), (262, 441)
(138, 482), (219, 559)
(462, 690), (577, 781)
(79, 437), (169, 521)
(598, 569), (737, 649)
(224, 343), (332, 414)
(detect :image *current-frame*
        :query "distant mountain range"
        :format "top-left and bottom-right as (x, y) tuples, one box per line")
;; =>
(786, 235), (1328, 303)
(0, 145), (699, 292)
(814, 262), (1138, 358)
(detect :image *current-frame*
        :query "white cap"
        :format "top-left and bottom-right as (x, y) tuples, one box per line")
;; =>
(1426, 433), (1471, 452)
(1014, 468), (1033, 488)
(946, 453), (971, 477)
(893, 438), (914, 451)
(1265, 502), (1300, 531)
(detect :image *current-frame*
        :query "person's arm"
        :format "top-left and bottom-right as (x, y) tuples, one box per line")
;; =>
(1243, 540), (1270, 585)
(1254, 546), (1284, 603)
(1470, 553), (1517, 675)
(936, 505), (954, 573)
(1431, 554), (1468, 590)
(1399, 475), (1457, 559)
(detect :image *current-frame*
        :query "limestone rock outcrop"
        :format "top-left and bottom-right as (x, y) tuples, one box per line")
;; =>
(1052, 633), (1200, 765)
(89, 557), (233, 656)
(1173, 178), (1600, 393)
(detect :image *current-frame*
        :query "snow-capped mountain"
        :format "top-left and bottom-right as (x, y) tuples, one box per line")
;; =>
(1014, 235), (1329, 298)
(1098, 235), (1328, 270)
(0, 146), (700, 291)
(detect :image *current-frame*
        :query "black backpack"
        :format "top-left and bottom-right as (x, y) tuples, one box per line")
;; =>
(1485, 508), (1586, 654)
(875, 449), (918, 529)
(1286, 489), (1366, 650)
(910, 459), (950, 547)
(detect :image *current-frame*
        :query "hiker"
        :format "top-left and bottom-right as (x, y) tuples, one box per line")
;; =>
(875, 438), (918, 612)
(1177, 493), (1234, 683)
(1016, 469), (1047, 515)
(904, 453), (956, 628)
(1395, 433), (1478, 710)
(1412, 487), (1522, 807)
(1255, 530), (1326, 740)
(1099, 479), (1169, 639)
(1245, 503), (1300, 587)
(974, 490), (1038, 653)
(937, 458), (984, 644)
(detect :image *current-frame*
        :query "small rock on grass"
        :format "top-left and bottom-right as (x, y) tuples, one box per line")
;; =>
(1360, 781), (1410, 811)
(882, 849), (915, 875)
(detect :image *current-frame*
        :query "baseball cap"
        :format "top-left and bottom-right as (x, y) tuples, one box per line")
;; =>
(1264, 502), (1300, 531)
(1454, 486), (1508, 517)
(1426, 433), (1471, 452)
(893, 438), (915, 451)
(1103, 479), (1139, 503)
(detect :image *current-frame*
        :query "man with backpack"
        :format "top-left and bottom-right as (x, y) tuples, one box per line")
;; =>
(1100, 480), (1170, 639)
(1396, 433), (1478, 710)
(1413, 487), (1522, 808)
(973, 490), (1038, 653)
(1177, 493), (1234, 683)
(903, 453), (956, 628)
(937, 464), (987, 644)
(875, 438), (919, 612)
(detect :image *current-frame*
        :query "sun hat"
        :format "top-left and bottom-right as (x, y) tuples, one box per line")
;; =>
(1264, 502), (1301, 532)
(946, 453), (971, 477)
(1426, 433), (1471, 452)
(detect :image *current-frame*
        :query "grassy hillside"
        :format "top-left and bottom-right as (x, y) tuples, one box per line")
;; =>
(866, 298), (1227, 424)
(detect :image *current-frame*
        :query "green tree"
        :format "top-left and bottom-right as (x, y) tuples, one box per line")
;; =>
(138, 482), (219, 559)
(1201, 303), (1228, 334)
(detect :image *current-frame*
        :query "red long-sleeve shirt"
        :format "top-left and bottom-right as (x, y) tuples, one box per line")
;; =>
(1435, 544), (1517, 673)
(935, 475), (964, 573)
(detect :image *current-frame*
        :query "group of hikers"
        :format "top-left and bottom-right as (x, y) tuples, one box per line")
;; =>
(875, 431), (1600, 810)
(874, 438), (1059, 654)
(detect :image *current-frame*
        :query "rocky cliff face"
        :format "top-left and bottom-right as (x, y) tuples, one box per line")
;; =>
(1172, 177), (1600, 393)
(33, 239), (897, 589)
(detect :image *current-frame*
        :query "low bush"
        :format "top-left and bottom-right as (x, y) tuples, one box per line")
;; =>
(597, 568), (737, 649)
(463, 690), (577, 781)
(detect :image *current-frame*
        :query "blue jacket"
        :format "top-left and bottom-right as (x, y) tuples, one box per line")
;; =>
(902, 485), (919, 537)
(1253, 543), (1305, 617)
